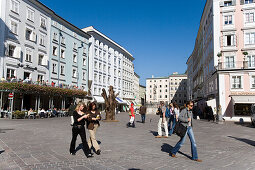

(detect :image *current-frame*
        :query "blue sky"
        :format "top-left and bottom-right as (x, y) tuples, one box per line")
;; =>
(40, 0), (206, 86)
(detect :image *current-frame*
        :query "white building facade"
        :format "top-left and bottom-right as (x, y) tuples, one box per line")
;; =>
(169, 73), (187, 106)
(0, 0), (52, 82)
(134, 72), (140, 105)
(82, 26), (135, 103)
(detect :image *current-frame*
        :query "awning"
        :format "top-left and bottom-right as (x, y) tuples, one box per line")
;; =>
(93, 96), (105, 103)
(231, 95), (255, 104)
(116, 97), (127, 104)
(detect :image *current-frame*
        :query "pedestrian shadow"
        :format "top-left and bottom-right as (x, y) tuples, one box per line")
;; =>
(0, 128), (14, 133)
(228, 136), (255, 147)
(136, 120), (143, 123)
(149, 130), (158, 136)
(234, 122), (254, 128)
(128, 168), (141, 170)
(161, 143), (192, 159)
(0, 150), (4, 154)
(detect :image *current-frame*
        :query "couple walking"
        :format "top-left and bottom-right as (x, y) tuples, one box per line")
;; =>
(155, 102), (179, 138)
(69, 102), (101, 157)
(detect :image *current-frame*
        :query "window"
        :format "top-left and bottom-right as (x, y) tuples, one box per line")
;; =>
(52, 63), (57, 73)
(224, 1), (232, 6)
(8, 44), (16, 57)
(94, 61), (97, 69)
(114, 58), (116, 65)
(224, 35), (235, 46)
(245, 12), (254, 23)
(165, 85), (167, 87)
(108, 66), (110, 73)
(39, 34), (46, 46)
(165, 89), (167, 92)
(73, 43), (77, 50)
(179, 94), (182, 97)
(27, 8), (34, 21)
(10, 20), (18, 34)
(251, 76), (255, 88)
(114, 69), (116, 76)
(103, 64), (106, 72)
(245, 0), (254, 4)
(60, 65), (64, 75)
(61, 36), (65, 44)
(245, 33), (255, 45)
(52, 46), (57, 56)
(103, 76), (106, 83)
(232, 76), (242, 89)
(25, 49), (32, 62)
(225, 56), (235, 68)
(247, 55), (255, 67)
(99, 51), (101, 58)
(83, 72), (86, 80)
(83, 58), (86, 66)
(53, 33), (57, 41)
(38, 75), (43, 81)
(38, 54), (43, 65)
(165, 95), (167, 98)
(150, 95), (152, 98)
(11, 0), (19, 13)
(95, 49), (98, 56)
(60, 49), (65, 58)
(25, 28), (35, 41)
(159, 95), (162, 98)
(224, 15), (232, 25)
(73, 54), (77, 63)
(108, 77), (110, 85)
(114, 79), (116, 86)
(72, 69), (77, 78)
(7, 69), (15, 78)
(118, 70), (121, 77)
(94, 73), (97, 82)
(99, 63), (102, 70)
(99, 75), (102, 83)
(40, 16), (46, 29)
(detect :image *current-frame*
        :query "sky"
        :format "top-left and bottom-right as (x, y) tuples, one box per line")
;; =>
(40, 0), (206, 86)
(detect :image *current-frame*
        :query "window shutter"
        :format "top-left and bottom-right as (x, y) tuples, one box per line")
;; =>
(14, 46), (21, 58)
(234, 35), (237, 46)
(42, 55), (47, 66)
(240, 0), (244, 5)
(223, 36), (227, 47)
(4, 42), (9, 56)
(32, 32), (36, 42)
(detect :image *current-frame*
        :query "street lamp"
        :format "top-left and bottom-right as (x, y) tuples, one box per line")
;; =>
(57, 31), (63, 87)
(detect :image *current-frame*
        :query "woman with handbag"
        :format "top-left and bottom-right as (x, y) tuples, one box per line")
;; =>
(69, 102), (93, 158)
(169, 102), (180, 136)
(170, 101), (202, 162)
(87, 102), (101, 155)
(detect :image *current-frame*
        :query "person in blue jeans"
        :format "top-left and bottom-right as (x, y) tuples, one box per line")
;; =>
(169, 102), (180, 136)
(170, 101), (202, 162)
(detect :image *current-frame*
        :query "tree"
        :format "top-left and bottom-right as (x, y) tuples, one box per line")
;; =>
(101, 86), (119, 120)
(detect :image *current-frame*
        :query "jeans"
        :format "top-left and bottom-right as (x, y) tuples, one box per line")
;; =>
(158, 118), (168, 136)
(141, 114), (146, 123)
(70, 126), (91, 154)
(169, 118), (176, 135)
(168, 115), (174, 131)
(171, 126), (198, 160)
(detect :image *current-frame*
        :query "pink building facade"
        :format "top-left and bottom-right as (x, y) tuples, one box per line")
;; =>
(187, 0), (255, 121)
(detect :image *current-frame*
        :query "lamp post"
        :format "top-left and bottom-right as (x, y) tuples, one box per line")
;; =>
(77, 42), (84, 88)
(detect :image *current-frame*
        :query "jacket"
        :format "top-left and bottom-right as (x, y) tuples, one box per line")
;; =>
(87, 110), (101, 130)
(178, 108), (193, 127)
(139, 106), (147, 114)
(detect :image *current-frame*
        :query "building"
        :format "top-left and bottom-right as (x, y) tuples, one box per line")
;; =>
(139, 84), (146, 105)
(169, 73), (187, 106)
(82, 26), (135, 104)
(49, 14), (90, 89)
(0, 0), (52, 83)
(133, 72), (140, 105)
(187, 0), (255, 120)
(146, 76), (169, 104)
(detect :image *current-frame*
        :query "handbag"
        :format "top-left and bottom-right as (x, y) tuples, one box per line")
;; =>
(70, 116), (74, 126)
(174, 121), (187, 137)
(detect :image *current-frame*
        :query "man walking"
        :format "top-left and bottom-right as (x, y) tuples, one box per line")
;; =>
(170, 101), (202, 162)
(155, 102), (168, 138)
(139, 104), (147, 123)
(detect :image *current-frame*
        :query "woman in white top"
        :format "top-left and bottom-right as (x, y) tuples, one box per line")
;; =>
(169, 102), (180, 136)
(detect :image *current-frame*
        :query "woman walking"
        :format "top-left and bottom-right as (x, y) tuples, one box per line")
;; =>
(87, 102), (101, 155)
(169, 102), (180, 136)
(69, 102), (93, 158)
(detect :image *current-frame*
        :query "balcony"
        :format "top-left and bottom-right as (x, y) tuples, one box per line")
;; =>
(215, 60), (255, 70)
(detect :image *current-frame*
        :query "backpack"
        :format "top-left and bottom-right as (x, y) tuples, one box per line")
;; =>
(165, 107), (170, 118)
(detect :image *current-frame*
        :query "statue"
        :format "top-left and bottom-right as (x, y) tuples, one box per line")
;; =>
(101, 86), (119, 120)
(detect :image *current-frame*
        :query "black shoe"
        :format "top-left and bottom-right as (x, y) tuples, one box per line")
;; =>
(96, 149), (101, 155)
(86, 153), (93, 158)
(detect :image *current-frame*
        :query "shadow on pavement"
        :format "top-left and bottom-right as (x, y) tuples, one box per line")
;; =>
(228, 136), (255, 147)
(0, 128), (14, 133)
(161, 143), (192, 159)
(149, 130), (158, 136)
(234, 122), (254, 128)
(0, 150), (4, 154)
(128, 169), (141, 170)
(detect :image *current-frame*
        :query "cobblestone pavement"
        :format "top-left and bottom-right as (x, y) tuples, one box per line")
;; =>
(0, 113), (255, 170)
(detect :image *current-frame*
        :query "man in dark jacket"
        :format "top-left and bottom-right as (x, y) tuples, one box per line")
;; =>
(170, 101), (202, 162)
(139, 104), (147, 123)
